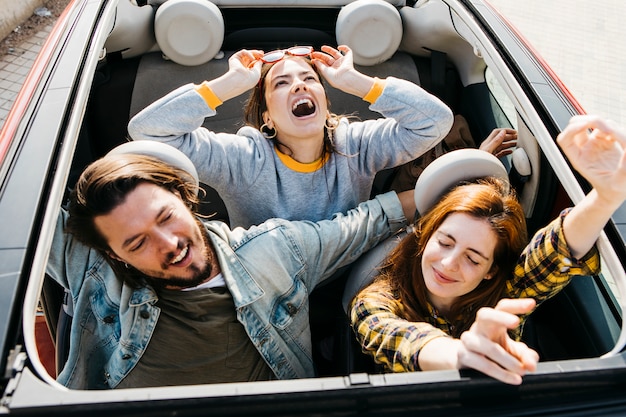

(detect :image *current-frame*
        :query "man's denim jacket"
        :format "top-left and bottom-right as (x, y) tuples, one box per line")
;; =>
(46, 192), (406, 389)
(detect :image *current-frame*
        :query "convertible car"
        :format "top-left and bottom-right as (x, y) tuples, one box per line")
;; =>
(2, 0), (626, 415)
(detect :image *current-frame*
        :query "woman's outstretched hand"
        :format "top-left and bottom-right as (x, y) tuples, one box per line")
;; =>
(457, 298), (539, 385)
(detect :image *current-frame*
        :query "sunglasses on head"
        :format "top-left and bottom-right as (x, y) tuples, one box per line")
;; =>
(260, 46), (314, 64)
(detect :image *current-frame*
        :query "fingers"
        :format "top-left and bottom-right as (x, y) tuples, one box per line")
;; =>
(494, 297), (536, 315)
(556, 116), (594, 151)
(558, 115), (626, 151)
(336, 44), (351, 54)
(479, 128), (518, 157)
(311, 45), (358, 90)
(507, 339), (539, 372)
(458, 335), (539, 385)
(457, 298), (538, 385)
(311, 51), (336, 67)
(233, 49), (263, 68)
(485, 128), (516, 142)
(472, 302), (522, 338)
(567, 115), (625, 140)
(320, 44), (351, 58)
(457, 336), (526, 385)
(313, 45), (353, 69)
(493, 140), (517, 158)
(556, 116), (626, 190)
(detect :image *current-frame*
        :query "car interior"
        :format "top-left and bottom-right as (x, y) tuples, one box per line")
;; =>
(35, 0), (622, 388)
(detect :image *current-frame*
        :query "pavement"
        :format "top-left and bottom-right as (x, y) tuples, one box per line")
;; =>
(487, 0), (625, 127)
(0, 1), (624, 131)
(0, 22), (54, 129)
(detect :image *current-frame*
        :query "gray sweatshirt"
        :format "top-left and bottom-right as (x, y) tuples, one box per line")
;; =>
(128, 77), (453, 228)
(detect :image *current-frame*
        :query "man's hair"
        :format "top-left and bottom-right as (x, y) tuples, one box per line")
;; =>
(66, 153), (200, 287)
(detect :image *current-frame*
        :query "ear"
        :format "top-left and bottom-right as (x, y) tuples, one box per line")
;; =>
(262, 112), (272, 128)
(106, 250), (124, 263)
(484, 265), (499, 280)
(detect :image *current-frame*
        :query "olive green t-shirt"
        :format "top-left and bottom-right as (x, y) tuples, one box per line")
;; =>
(116, 279), (274, 388)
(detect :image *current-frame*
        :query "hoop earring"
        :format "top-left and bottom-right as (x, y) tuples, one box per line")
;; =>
(260, 123), (277, 139)
(324, 114), (339, 131)
(325, 115), (338, 144)
(124, 263), (130, 269)
(325, 125), (334, 144)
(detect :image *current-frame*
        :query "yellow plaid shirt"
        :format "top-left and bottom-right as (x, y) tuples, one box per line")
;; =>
(349, 209), (601, 372)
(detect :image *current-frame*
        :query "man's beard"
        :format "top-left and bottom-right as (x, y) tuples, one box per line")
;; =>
(142, 220), (216, 290)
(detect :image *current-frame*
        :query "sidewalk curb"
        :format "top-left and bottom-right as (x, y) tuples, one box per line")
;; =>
(0, 0), (45, 41)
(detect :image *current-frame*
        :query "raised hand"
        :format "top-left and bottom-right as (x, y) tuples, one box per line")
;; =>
(311, 45), (375, 98)
(310, 45), (355, 86)
(557, 115), (626, 205)
(229, 49), (264, 83)
(208, 49), (264, 102)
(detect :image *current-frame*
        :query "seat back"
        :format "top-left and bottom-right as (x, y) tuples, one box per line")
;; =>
(341, 230), (407, 313)
(107, 140), (200, 190)
(129, 50), (421, 132)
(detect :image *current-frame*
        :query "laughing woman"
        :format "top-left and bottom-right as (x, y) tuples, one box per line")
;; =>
(127, 45), (454, 228)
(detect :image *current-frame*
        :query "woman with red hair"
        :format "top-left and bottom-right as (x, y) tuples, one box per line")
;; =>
(350, 115), (626, 385)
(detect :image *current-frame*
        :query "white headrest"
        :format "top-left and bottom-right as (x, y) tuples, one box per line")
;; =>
(336, 0), (403, 66)
(154, 0), (224, 66)
(414, 149), (509, 215)
(107, 141), (200, 191)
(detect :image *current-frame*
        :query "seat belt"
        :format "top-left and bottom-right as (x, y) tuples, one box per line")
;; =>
(430, 49), (447, 100)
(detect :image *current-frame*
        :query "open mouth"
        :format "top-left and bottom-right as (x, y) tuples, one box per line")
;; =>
(292, 98), (316, 117)
(170, 245), (189, 265)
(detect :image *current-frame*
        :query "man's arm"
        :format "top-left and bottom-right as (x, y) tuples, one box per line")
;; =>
(396, 189), (416, 223)
(296, 191), (407, 288)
